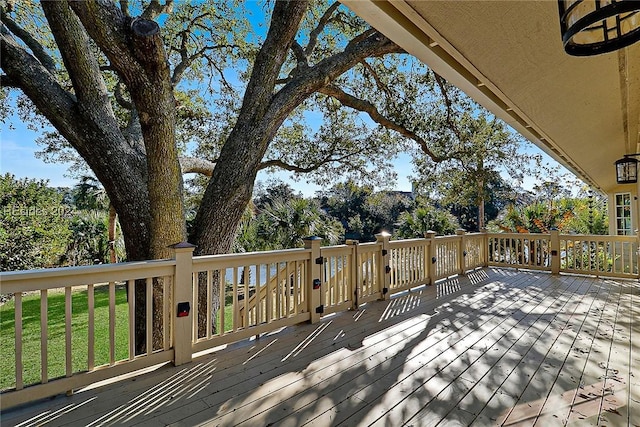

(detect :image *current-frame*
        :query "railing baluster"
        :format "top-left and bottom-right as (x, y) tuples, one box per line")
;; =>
(145, 278), (152, 355)
(292, 262), (299, 316)
(285, 262), (291, 317)
(87, 285), (94, 371)
(341, 254), (347, 302)
(15, 292), (23, 390)
(109, 281), (116, 365)
(219, 269), (226, 333)
(41, 289), (49, 382)
(233, 267), (238, 331)
(128, 280), (135, 360)
(276, 263), (282, 320)
(266, 263), (272, 324)
(256, 264), (262, 324)
(65, 287), (72, 378)
(206, 270), (212, 338)
(163, 275), (170, 350)
(192, 273), (198, 342)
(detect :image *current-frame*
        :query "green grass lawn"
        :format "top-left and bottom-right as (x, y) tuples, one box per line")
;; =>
(0, 285), (129, 391)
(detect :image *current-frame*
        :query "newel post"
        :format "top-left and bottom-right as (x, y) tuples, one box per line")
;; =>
(550, 229), (560, 275)
(456, 228), (466, 275)
(425, 230), (437, 285)
(171, 242), (195, 366)
(375, 232), (391, 300)
(304, 237), (323, 323)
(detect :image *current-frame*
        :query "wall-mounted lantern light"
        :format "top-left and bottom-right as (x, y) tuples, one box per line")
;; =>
(558, 0), (640, 56)
(615, 154), (640, 184)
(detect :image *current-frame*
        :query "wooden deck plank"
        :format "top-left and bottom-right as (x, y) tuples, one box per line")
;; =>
(183, 276), (506, 426)
(296, 274), (557, 426)
(629, 279), (640, 427)
(469, 276), (595, 425)
(8, 283), (444, 426)
(428, 275), (594, 426)
(1, 269), (636, 427)
(367, 274), (583, 427)
(498, 276), (610, 426)
(534, 277), (617, 425)
(594, 281), (636, 427)
(385, 276), (576, 427)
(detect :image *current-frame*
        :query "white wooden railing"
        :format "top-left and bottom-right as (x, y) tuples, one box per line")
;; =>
(0, 260), (176, 410)
(0, 230), (637, 409)
(559, 234), (638, 278)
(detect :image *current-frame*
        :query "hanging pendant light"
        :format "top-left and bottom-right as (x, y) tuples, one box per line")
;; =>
(615, 155), (639, 184)
(558, 0), (640, 56)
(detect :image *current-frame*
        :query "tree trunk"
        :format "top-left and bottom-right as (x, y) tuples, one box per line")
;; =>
(478, 196), (485, 230)
(108, 204), (117, 263)
(190, 1), (309, 336)
(124, 19), (186, 354)
(477, 178), (485, 230)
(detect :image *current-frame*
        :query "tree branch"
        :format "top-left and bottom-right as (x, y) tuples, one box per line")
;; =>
(259, 158), (329, 174)
(1, 18), (143, 181)
(122, 107), (144, 152)
(41, 1), (115, 118)
(172, 43), (240, 85)
(67, 0), (145, 86)
(141, 0), (174, 20)
(360, 59), (392, 98)
(119, 0), (130, 17)
(346, 28), (378, 49)
(259, 145), (364, 174)
(115, 81), (133, 110)
(236, 0), (308, 124)
(318, 84), (444, 162)
(180, 156), (216, 176)
(1, 10), (56, 73)
(266, 29), (403, 144)
(1, 24), (78, 133)
(433, 71), (464, 143)
(305, 2), (340, 56)
(291, 40), (306, 64)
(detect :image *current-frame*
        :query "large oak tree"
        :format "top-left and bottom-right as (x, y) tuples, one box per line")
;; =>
(1, 0), (444, 259)
(1, 0), (460, 347)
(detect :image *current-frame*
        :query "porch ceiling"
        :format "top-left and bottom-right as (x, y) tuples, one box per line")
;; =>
(342, 0), (640, 193)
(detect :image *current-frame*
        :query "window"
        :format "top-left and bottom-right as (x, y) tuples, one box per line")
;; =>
(615, 193), (633, 235)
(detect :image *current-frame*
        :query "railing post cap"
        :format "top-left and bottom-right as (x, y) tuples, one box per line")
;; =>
(170, 241), (197, 251)
(455, 228), (466, 235)
(375, 231), (391, 237)
(303, 236), (322, 241)
(345, 239), (359, 245)
(425, 231), (437, 238)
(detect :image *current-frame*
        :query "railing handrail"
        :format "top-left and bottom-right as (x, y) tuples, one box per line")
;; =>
(192, 247), (310, 270)
(0, 259), (176, 294)
(559, 233), (637, 241)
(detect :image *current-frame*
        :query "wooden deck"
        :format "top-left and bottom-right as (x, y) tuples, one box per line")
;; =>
(2, 268), (638, 426)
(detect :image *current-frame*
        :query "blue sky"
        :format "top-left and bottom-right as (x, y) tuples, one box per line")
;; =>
(1, 118), (78, 188)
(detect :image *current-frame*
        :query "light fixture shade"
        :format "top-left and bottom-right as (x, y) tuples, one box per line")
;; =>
(615, 156), (638, 184)
(558, 0), (640, 56)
